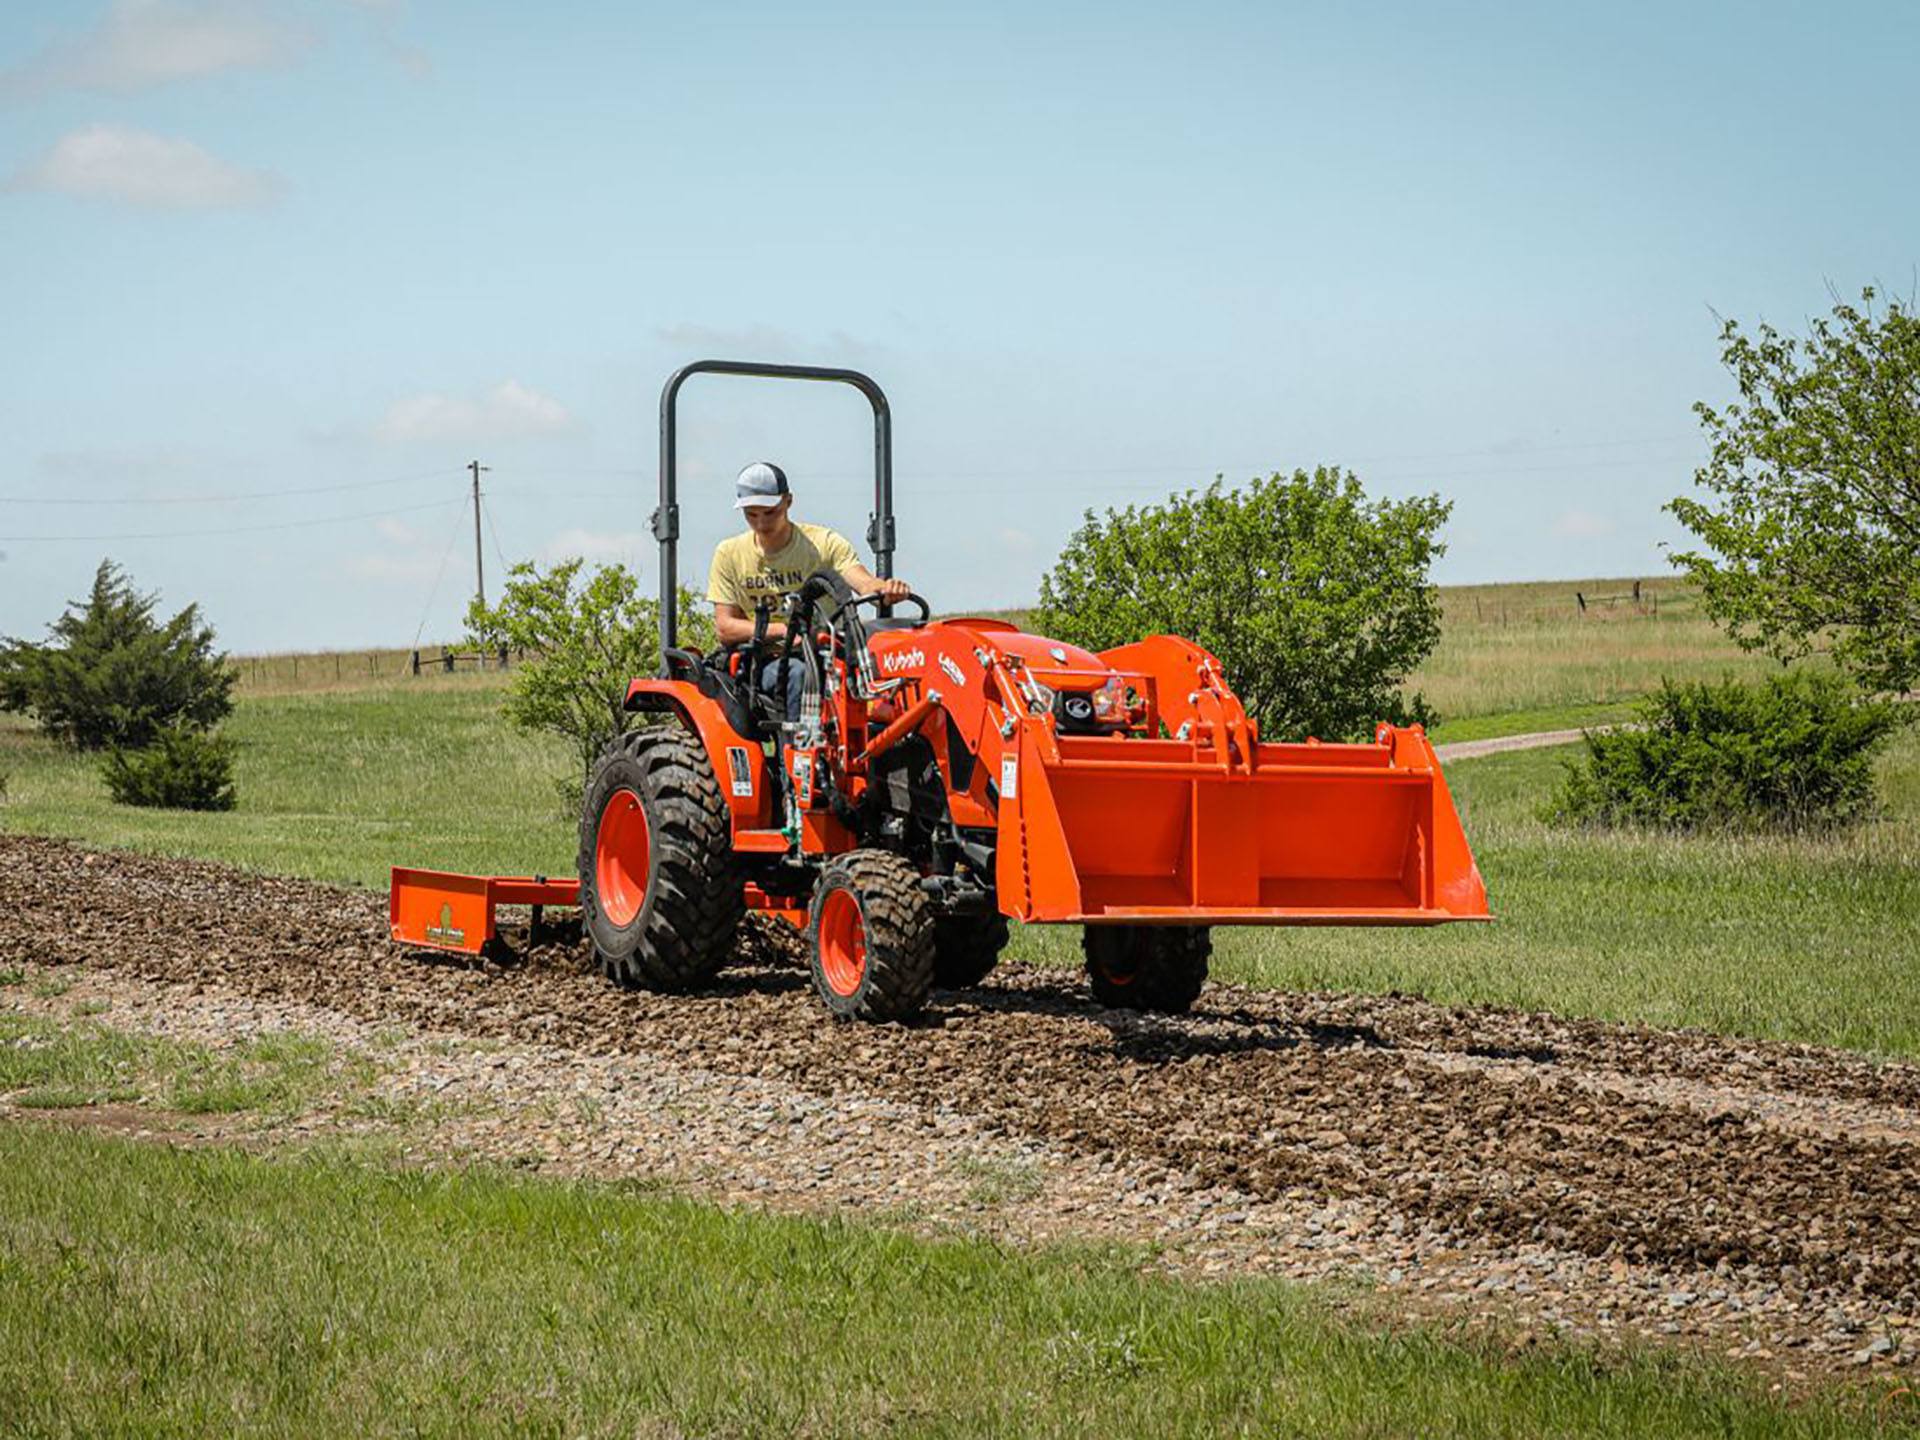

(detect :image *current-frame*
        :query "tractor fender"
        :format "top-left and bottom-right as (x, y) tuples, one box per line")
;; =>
(623, 678), (772, 832)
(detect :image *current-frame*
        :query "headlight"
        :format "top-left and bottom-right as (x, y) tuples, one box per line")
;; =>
(1089, 675), (1127, 722)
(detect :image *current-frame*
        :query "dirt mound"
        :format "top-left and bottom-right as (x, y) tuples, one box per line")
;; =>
(5, 833), (1917, 1369)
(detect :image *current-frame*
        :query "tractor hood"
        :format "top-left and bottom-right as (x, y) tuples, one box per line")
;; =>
(867, 622), (1112, 690)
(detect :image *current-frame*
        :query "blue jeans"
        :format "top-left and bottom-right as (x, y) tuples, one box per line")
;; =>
(756, 656), (806, 725)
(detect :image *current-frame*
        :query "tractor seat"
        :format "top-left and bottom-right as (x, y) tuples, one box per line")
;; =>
(692, 647), (786, 741)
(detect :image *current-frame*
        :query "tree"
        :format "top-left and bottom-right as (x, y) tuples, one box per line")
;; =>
(0, 559), (234, 750)
(1032, 469), (1450, 741)
(1669, 286), (1920, 692)
(464, 558), (712, 787)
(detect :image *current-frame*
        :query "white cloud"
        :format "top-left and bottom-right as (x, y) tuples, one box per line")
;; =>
(1552, 508), (1615, 541)
(7, 124), (282, 209)
(374, 515), (423, 543)
(995, 526), (1036, 555)
(336, 0), (430, 76)
(374, 380), (575, 443)
(346, 550), (446, 584)
(2, 0), (315, 97)
(537, 529), (647, 566)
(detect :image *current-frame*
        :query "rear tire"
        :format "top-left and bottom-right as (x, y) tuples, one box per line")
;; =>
(932, 913), (1009, 989)
(1083, 925), (1210, 1013)
(807, 850), (936, 1022)
(578, 729), (742, 991)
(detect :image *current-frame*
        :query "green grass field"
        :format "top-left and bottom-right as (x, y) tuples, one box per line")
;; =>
(2, 1123), (1907, 1439)
(8, 574), (1918, 1434)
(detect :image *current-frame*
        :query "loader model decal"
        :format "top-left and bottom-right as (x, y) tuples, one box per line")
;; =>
(881, 648), (925, 674)
(939, 654), (968, 688)
(425, 902), (465, 947)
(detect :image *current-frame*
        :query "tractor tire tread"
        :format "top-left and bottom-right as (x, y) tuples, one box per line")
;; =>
(578, 727), (743, 992)
(811, 850), (935, 1022)
(1083, 925), (1210, 1013)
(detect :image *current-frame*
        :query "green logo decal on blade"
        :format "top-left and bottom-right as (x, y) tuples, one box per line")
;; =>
(425, 901), (467, 946)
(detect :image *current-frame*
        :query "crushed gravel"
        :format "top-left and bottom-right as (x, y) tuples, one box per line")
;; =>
(4, 832), (1916, 1380)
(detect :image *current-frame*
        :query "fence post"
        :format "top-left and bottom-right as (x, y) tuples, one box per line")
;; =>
(410, 649), (421, 677)
(1575, 592), (1586, 613)
(443, 648), (454, 674)
(498, 645), (509, 670)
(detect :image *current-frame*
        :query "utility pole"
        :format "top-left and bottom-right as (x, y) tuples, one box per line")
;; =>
(468, 459), (490, 610)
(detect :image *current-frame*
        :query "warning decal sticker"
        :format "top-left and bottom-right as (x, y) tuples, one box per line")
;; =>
(725, 746), (754, 798)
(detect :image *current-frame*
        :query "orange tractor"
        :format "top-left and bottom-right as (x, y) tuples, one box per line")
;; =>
(393, 361), (1489, 1021)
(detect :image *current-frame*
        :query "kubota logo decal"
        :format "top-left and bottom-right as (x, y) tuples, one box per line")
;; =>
(881, 648), (924, 674)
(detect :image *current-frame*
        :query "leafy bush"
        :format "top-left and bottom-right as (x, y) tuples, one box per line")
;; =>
(1033, 469), (1449, 741)
(1, 559), (234, 751)
(1546, 672), (1906, 833)
(102, 726), (238, 812)
(465, 559), (711, 801)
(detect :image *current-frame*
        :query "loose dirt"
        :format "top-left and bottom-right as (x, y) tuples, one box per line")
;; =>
(4, 832), (1916, 1380)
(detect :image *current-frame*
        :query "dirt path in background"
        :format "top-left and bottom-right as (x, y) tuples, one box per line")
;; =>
(4, 832), (1916, 1383)
(1433, 727), (1612, 761)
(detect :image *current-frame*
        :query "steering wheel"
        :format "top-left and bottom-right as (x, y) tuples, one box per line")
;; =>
(839, 589), (930, 631)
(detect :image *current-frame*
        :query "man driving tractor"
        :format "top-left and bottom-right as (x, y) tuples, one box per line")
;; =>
(708, 460), (912, 720)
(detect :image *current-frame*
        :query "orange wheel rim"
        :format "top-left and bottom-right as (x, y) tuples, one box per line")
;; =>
(1099, 933), (1140, 986)
(595, 788), (651, 927)
(818, 888), (867, 997)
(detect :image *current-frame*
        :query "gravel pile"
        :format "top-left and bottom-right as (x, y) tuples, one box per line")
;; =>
(4, 832), (1916, 1379)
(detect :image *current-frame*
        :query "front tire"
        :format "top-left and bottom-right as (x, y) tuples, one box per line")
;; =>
(578, 729), (742, 991)
(808, 851), (936, 1022)
(1083, 925), (1210, 1013)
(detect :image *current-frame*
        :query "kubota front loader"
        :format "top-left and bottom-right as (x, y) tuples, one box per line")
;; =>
(391, 361), (1488, 1022)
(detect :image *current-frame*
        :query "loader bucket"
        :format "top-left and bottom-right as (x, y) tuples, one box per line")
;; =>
(995, 724), (1488, 925)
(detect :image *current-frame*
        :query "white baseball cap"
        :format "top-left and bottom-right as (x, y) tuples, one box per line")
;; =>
(734, 461), (791, 509)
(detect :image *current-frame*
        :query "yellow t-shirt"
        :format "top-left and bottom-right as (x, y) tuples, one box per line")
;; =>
(707, 522), (861, 614)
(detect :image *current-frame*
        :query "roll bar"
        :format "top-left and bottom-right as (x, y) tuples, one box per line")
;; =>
(652, 359), (895, 666)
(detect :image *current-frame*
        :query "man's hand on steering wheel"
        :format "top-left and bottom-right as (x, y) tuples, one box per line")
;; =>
(871, 576), (911, 603)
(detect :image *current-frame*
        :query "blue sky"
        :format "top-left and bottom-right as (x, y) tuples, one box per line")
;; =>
(2, 0), (1915, 652)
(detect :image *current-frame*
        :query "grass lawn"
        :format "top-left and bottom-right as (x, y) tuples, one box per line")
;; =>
(0, 678), (576, 888)
(1, 1123), (1907, 1439)
(1413, 576), (1783, 725)
(6, 575), (1919, 1434)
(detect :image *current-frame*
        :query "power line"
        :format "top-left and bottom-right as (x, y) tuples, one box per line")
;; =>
(480, 492), (511, 578)
(0, 494), (461, 544)
(484, 433), (1700, 496)
(411, 507), (467, 648)
(0, 464), (465, 507)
